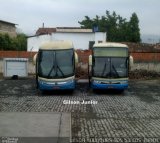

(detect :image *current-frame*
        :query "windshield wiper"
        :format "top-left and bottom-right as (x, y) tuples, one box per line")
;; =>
(47, 52), (56, 77)
(112, 65), (119, 78)
(101, 61), (107, 77)
(47, 64), (65, 78)
(56, 64), (65, 78)
(47, 65), (55, 77)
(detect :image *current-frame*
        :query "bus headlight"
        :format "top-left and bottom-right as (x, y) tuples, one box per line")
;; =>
(93, 80), (101, 83)
(58, 81), (67, 85)
(38, 78), (74, 85)
(58, 79), (74, 85)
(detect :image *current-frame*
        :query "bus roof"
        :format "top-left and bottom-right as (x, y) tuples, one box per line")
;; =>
(93, 42), (128, 48)
(39, 41), (74, 50)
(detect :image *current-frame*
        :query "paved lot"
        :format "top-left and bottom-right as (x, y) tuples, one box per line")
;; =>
(0, 78), (160, 143)
(0, 112), (70, 143)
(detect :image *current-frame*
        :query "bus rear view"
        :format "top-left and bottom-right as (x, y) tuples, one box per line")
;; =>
(35, 41), (77, 91)
(89, 42), (129, 90)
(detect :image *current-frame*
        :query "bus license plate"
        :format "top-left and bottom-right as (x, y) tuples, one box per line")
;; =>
(108, 86), (113, 89)
(53, 86), (60, 89)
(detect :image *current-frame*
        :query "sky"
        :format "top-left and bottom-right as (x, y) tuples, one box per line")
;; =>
(0, 0), (160, 41)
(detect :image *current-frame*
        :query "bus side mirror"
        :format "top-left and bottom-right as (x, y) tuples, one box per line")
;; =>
(89, 55), (92, 66)
(74, 52), (78, 67)
(88, 55), (92, 73)
(129, 55), (134, 68)
(33, 53), (37, 65)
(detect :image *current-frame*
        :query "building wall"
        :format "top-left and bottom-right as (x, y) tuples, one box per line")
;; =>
(131, 52), (160, 62)
(0, 60), (35, 75)
(130, 52), (160, 72)
(0, 51), (37, 60)
(0, 51), (37, 74)
(0, 51), (160, 76)
(27, 35), (52, 51)
(131, 63), (160, 72)
(0, 50), (160, 74)
(0, 22), (16, 37)
(52, 32), (95, 50)
(27, 32), (106, 51)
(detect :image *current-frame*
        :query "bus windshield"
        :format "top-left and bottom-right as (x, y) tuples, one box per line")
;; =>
(38, 49), (74, 78)
(93, 57), (128, 78)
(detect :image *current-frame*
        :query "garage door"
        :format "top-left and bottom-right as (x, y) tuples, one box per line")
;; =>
(4, 58), (28, 77)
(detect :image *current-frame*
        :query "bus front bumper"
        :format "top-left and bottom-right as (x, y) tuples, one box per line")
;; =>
(38, 80), (75, 90)
(91, 81), (128, 90)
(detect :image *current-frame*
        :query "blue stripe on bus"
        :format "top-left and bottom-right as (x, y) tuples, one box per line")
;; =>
(91, 82), (128, 90)
(38, 81), (75, 90)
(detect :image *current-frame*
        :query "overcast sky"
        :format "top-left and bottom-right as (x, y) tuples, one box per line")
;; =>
(0, 0), (160, 37)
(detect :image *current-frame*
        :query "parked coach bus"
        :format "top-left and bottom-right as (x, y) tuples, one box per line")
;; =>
(89, 42), (131, 90)
(34, 41), (78, 91)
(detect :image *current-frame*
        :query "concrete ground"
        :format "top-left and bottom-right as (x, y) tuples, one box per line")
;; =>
(0, 78), (160, 143)
(0, 112), (70, 143)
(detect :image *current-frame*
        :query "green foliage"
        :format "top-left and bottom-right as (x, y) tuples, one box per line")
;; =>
(128, 13), (141, 42)
(0, 33), (27, 51)
(78, 10), (141, 42)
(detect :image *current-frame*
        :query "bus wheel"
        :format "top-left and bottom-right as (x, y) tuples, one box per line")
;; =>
(68, 89), (74, 95)
(36, 80), (39, 89)
(35, 74), (39, 89)
(118, 89), (124, 94)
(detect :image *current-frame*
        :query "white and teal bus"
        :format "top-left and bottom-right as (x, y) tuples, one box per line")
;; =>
(89, 42), (129, 90)
(34, 41), (78, 91)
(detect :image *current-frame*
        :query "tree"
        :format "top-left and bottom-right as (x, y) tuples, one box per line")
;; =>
(0, 34), (5, 50)
(128, 13), (141, 42)
(0, 33), (27, 51)
(78, 11), (141, 42)
(16, 33), (27, 51)
(78, 16), (93, 28)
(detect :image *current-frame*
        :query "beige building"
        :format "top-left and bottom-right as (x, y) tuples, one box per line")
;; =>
(0, 20), (17, 37)
(28, 27), (106, 51)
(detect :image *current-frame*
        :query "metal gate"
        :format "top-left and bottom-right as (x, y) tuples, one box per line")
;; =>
(3, 58), (28, 77)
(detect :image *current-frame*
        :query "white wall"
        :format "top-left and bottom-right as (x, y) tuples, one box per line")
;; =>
(27, 35), (52, 51)
(52, 33), (94, 49)
(94, 32), (106, 43)
(27, 32), (106, 51)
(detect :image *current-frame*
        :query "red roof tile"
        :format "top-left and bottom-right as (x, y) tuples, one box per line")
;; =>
(36, 28), (56, 35)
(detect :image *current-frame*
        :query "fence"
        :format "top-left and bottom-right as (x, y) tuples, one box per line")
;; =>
(0, 47), (160, 78)
(0, 51), (37, 61)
